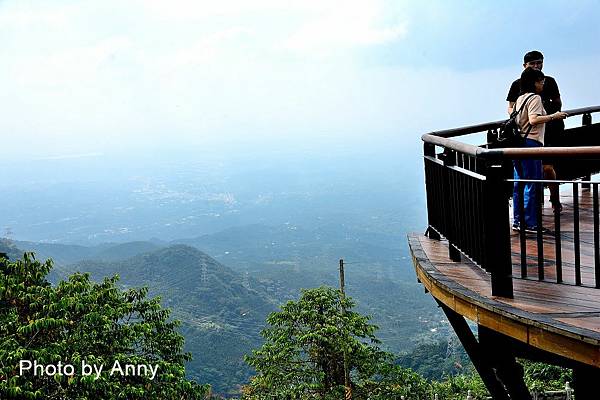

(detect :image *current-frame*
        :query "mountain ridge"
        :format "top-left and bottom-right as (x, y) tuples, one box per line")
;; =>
(61, 244), (277, 395)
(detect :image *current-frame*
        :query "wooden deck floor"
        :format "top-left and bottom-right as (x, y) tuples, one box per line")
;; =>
(509, 186), (599, 287)
(408, 226), (600, 367)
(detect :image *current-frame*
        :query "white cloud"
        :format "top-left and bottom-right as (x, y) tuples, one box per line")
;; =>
(285, 20), (406, 52)
(283, 0), (407, 53)
(139, 0), (293, 21)
(1, 0), (598, 162)
(141, 0), (245, 20)
(164, 27), (251, 70)
(33, 152), (104, 161)
(13, 36), (133, 88)
(139, 0), (407, 54)
(0, 3), (71, 28)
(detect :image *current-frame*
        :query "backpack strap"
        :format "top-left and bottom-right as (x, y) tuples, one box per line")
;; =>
(516, 94), (537, 139)
(514, 93), (536, 117)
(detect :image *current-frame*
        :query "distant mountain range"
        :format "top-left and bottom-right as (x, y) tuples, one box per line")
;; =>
(6, 223), (445, 396)
(173, 222), (404, 272)
(12, 239), (163, 265)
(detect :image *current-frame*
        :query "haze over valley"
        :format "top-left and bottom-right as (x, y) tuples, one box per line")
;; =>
(1, 147), (448, 395)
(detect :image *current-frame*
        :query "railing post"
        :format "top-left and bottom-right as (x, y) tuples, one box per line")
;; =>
(582, 113), (593, 187)
(442, 150), (461, 262)
(424, 143), (442, 241)
(485, 162), (513, 298)
(424, 142), (436, 157)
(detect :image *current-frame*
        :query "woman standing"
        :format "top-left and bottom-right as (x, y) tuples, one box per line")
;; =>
(512, 67), (568, 232)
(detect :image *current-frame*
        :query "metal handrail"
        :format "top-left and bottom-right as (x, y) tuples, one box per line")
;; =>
(421, 104), (600, 296)
(422, 105), (600, 159)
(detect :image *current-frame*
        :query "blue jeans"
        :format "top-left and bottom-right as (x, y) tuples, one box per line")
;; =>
(513, 139), (543, 228)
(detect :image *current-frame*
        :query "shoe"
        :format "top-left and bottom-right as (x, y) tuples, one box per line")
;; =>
(512, 224), (520, 231)
(524, 226), (554, 235)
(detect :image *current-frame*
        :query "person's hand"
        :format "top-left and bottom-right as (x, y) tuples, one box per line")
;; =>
(552, 111), (568, 120)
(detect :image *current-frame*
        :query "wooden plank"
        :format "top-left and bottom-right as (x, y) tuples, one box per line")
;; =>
(508, 190), (599, 289)
(556, 317), (600, 332)
(436, 264), (600, 312)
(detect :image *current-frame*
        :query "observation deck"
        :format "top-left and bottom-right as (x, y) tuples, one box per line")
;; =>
(409, 106), (600, 399)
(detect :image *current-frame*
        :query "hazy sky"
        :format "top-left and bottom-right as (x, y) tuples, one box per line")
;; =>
(2, 0), (600, 160)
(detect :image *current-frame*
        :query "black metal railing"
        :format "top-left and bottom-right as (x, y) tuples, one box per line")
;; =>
(422, 106), (600, 298)
(510, 179), (600, 288)
(424, 145), (512, 296)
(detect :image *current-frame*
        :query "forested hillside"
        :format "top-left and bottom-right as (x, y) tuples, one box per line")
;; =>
(1, 247), (574, 398)
(60, 245), (277, 395)
(11, 237), (447, 395)
(0, 252), (209, 399)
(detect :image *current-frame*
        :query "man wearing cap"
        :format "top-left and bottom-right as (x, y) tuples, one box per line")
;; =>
(507, 51), (562, 115)
(506, 50), (564, 212)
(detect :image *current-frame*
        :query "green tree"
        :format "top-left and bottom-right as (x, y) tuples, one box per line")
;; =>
(521, 360), (572, 395)
(243, 286), (431, 399)
(0, 253), (210, 399)
(430, 372), (488, 400)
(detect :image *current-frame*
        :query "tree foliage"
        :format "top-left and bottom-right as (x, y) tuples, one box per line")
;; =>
(0, 253), (209, 399)
(243, 286), (431, 399)
(521, 360), (572, 394)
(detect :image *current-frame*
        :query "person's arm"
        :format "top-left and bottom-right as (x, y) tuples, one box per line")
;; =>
(526, 95), (567, 125)
(529, 111), (568, 125)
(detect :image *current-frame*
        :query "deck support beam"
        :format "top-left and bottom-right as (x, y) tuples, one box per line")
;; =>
(441, 303), (600, 400)
(489, 332), (600, 399)
(436, 300), (512, 400)
(412, 233), (600, 400)
(478, 326), (532, 400)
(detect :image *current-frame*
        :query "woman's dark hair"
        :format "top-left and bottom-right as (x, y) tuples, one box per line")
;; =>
(520, 67), (545, 94)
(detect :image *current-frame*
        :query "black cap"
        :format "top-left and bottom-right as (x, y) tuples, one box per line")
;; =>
(524, 50), (544, 63)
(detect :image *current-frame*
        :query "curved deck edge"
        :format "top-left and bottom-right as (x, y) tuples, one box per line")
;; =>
(408, 233), (600, 368)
